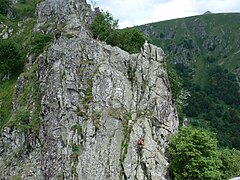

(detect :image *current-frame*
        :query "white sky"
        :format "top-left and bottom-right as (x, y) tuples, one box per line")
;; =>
(86, 0), (240, 28)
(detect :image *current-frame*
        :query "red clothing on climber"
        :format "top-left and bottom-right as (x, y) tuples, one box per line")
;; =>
(137, 138), (144, 146)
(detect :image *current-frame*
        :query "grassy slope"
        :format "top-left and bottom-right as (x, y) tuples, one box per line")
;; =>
(0, 0), (42, 130)
(0, 78), (16, 129)
(138, 13), (240, 87)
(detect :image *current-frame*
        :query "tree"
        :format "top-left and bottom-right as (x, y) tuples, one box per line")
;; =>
(89, 10), (148, 54)
(168, 127), (222, 179)
(206, 65), (240, 105)
(89, 10), (118, 42)
(0, 0), (9, 15)
(220, 148), (240, 179)
(110, 28), (146, 53)
(0, 40), (21, 79)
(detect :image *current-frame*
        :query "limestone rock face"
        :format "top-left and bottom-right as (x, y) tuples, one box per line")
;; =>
(36, 0), (91, 24)
(0, 0), (178, 179)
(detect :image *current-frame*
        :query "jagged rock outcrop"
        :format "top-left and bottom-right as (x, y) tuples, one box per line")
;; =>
(0, 0), (178, 179)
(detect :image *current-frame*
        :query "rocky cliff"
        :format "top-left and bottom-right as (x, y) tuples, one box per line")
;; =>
(0, 0), (178, 179)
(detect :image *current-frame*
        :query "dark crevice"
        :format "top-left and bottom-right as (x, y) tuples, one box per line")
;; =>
(140, 161), (151, 180)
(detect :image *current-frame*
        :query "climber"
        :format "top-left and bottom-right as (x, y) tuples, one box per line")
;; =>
(136, 137), (144, 153)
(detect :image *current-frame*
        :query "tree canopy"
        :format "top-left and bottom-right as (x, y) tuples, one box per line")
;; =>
(89, 10), (118, 42)
(110, 28), (146, 54)
(219, 148), (240, 179)
(89, 10), (147, 54)
(168, 126), (222, 180)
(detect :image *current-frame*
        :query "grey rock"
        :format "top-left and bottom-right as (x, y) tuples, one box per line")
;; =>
(0, 0), (178, 179)
(2, 31), (8, 39)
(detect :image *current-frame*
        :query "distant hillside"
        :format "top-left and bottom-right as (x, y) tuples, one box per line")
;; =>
(138, 13), (240, 149)
(138, 13), (240, 84)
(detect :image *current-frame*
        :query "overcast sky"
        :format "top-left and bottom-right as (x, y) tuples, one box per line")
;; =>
(86, 0), (240, 28)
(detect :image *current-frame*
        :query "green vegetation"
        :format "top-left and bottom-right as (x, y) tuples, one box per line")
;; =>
(169, 127), (222, 180)
(89, 10), (146, 53)
(110, 28), (146, 53)
(169, 126), (240, 179)
(167, 67), (183, 101)
(12, 0), (42, 20)
(219, 148), (240, 179)
(0, 40), (21, 79)
(57, 171), (64, 180)
(0, 0), (9, 15)
(70, 143), (82, 176)
(119, 112), (133, 179)
(184, 66), (240, 148)
(0, 78), (17, 130)
(71, 124), (83, 136)
(114, 27), (146, 53)
(166, 66), (189, 120)
(89, 10), (118, 42)
(6, 64), (41, 133)
(30, 32), (54, 56)
(138, 13), (240, 149)
(206, 66), (239, 105)
(0, 0), (52, 131)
